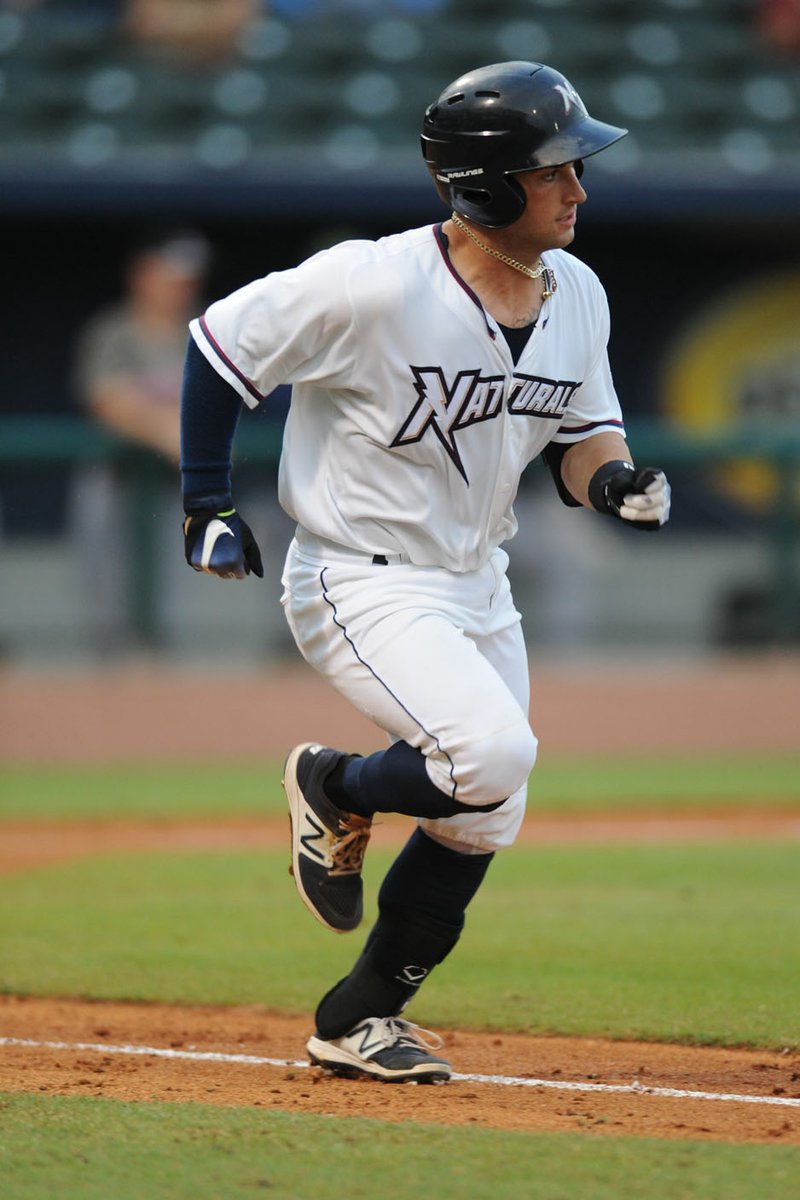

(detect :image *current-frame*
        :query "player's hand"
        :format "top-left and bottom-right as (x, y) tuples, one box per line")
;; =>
(591, 463), (671, 531)
(183, 509), (264, 579)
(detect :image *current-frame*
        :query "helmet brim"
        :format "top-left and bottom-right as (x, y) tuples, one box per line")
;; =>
(511, 116), (628, 172)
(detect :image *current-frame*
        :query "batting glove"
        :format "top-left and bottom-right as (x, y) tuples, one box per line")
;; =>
(183, 508), (264, 579)
(589, 461), (671, 531)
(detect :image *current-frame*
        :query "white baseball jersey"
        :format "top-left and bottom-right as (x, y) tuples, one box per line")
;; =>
(190, 223), (624, 573)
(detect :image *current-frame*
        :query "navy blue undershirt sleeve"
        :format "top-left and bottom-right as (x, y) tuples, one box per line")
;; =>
(180, 335), (244, 513)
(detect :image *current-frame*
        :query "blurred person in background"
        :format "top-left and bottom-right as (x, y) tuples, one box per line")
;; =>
(269, 0), (444, 14)
(75, 229), (210, 462)
(758, 0), (800, 53)
(121, 0), (259, 63)
(71, 229), (210, 651)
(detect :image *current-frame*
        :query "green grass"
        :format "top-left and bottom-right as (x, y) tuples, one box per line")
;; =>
(0, 753), (798, 823)
(1, 843), (797, 1048)
(0, 764), (276, 823)
(1, 1093), (799, 1200)
(3, 759), (798, 1200)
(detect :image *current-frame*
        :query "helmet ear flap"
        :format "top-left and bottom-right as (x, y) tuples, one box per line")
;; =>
(502, 173), (527, 220)
(452, 173), (527, 229)
(452, 185), (492, 220)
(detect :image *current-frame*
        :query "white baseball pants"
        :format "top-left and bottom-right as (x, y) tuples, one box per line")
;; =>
(281, 530), (537, 853)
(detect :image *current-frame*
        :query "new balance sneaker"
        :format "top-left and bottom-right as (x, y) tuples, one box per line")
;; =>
(307, 1017), (452, 1084)
(283, 742), (372, 933)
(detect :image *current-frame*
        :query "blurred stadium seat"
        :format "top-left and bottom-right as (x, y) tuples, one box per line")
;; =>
(0, 1), (797, 181)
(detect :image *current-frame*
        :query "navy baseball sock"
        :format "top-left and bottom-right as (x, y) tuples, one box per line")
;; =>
(324, 739), (503, 820)
(315, 828), (493, 1039)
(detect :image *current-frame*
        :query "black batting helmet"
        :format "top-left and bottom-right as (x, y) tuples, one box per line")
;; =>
(421, 61), (627, 228)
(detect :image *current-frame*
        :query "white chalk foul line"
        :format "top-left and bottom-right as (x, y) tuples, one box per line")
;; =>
(2, 1035), (799, 1109)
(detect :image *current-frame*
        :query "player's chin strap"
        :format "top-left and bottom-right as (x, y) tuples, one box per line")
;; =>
(588, 460), (671, 531)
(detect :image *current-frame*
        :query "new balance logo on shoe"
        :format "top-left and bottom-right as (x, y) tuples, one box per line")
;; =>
(352, 1021), (389, 1058)
(299, 811), (326, 862)
(283, 741), (372, 934)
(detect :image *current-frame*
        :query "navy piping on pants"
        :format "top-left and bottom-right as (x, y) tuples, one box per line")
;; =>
(319, 567), (459, 803)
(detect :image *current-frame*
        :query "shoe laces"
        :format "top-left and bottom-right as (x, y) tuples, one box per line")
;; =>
(329, 813), (372, 876)
(381, 1017), (445, 1053)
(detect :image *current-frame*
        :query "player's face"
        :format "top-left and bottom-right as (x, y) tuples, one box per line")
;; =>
(513, 162), (587, 251)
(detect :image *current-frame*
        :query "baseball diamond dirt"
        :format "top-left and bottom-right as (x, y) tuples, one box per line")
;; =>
(1, 655), (798, 1143)
(1, 996), (799, 1144)
(2, 655), (798, 763)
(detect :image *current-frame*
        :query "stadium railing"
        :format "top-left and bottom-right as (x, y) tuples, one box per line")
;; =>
(0, 415), (797, 645)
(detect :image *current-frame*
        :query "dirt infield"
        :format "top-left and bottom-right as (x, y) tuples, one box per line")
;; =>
(2, 996), (799, 1144)
(2, 656), (798, 1144)
(2, 810), (800, 876)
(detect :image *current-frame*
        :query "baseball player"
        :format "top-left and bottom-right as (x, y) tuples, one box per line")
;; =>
(180, 62), (671, 1084)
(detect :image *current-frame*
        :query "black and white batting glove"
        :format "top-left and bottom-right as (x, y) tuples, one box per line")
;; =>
(588, 461), (671, 531)
(183, 508), (264, 579)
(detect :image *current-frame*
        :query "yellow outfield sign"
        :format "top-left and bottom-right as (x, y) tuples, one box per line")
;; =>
(661, 270), (800, 509)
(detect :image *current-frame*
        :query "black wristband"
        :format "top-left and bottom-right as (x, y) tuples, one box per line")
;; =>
(183, 493), (234, 517)
(587, 459), (634, 515)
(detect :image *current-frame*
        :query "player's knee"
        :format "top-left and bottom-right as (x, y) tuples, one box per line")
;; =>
(456, 720), (538, 807)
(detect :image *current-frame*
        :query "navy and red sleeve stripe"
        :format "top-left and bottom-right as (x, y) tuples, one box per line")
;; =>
(555, 418), (626, 439)
(197, 315), (265, 405)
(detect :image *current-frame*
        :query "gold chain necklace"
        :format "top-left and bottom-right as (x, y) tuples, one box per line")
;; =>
(450, 212), (557, 299)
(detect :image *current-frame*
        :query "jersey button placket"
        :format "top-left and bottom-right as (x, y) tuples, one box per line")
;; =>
(487, 374), (515, 534)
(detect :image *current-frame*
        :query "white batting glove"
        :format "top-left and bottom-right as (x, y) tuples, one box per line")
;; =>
(589, 463), (671, 531)
(616, 469), (671, 526)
